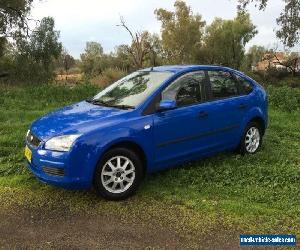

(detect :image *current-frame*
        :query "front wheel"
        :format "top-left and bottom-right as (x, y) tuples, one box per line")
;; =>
(93, 148), (143, 200)
(239, 122), (262, 154)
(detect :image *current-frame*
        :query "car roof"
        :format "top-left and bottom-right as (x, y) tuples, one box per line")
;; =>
(141, 65), (237, 74)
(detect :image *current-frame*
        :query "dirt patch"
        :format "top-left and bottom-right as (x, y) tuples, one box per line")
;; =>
(0, 187), (278, 250)
(0, 209), (191, 250)
(0, 207), (282, 249)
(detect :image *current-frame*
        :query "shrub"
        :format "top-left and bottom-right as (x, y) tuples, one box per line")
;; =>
(102, 68), (127, 83)
(248, 70), (300, 87)
(90, 68), (127, 87)
(245, 71), (266, 86)
(267, 85), (300, 112)
(67, 67), (81, 75)
(265, 67), (290, 80)
(89, 75), (109, 86)
(277, 77), (300, 88)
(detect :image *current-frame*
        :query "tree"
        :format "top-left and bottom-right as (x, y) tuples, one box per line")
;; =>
(155, 0), (206, 64)
(243, 45), (267, 70)
(14, 16), (62, 82)
(117, 17), (152, 69)
(0, 0), (35, 75)
(238, 0), (268, 9)
(60, 48), (75, 77)
(238, 0), (300, 47)
(80, 41), (104, 77)
(144, 33), (164, 67)
(282, 52), (300, 76)
(276, 1), (300, 47)
(0, 0), (34, 39)
(0, 37), (6, 58)
(203, 11), (257, 69)
(264, 50), (300, 76)
(0, 40), (14, 78)
(112, 44), (132, 71)
(30, 17), (62, 73)
(83, 41), (103, 57)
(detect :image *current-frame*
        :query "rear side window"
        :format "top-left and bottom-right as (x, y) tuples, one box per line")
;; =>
(162, 71), (206, 107)
(208, 71), (238, 100)
(235, 75), (254, 95)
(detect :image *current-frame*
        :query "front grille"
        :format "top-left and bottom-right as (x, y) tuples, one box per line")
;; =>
(26, 131), (41, 148)
(43, 167), (65, 177)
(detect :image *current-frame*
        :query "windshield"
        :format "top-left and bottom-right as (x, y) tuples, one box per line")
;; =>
(92, 71), (173, 108)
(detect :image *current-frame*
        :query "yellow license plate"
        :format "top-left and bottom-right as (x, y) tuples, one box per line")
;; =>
(25, 145), (32, 163)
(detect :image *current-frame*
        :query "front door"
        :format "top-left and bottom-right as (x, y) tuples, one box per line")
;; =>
(153, 71), (215, 168)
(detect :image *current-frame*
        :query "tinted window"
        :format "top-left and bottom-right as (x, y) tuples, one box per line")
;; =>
(93, 71), (173, 108)
(208, 71), (238, 99)
(162, 71), (206, 107)
(235, 75), (254, 95)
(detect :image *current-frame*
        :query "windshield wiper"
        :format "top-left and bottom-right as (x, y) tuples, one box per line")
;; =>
(86, 99), (109, 106)
(109, 104), (135, 110)
(86, 99), (134, 110)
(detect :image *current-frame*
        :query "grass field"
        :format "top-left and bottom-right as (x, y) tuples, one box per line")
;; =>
(0, 83), (299, 241)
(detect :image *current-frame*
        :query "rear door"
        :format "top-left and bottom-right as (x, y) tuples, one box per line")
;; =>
(205, 70), (251, 148)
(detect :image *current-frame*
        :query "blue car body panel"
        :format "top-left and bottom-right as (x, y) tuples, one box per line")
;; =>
(27, 65), (268, 189)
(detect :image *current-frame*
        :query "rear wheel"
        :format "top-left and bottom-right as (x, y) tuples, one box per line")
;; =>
(94, 148), (143, 200)
(240, 122), (262, 154)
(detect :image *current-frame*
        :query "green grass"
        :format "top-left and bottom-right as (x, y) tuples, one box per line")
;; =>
(0, 83), (299, 235)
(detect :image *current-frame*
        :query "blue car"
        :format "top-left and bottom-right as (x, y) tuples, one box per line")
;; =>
(25, 65), (268, 200)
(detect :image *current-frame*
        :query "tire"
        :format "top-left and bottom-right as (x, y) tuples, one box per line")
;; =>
(239, 121), (263, 155)
(93, 147), (143, 200)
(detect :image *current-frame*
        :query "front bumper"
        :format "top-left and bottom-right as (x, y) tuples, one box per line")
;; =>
(26, 143), (92, 189)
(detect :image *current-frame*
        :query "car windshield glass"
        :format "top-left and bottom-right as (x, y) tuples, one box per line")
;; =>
(92, 71), (173, 108)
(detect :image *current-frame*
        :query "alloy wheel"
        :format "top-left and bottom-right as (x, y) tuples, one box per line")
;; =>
(101, 156), (136, 194)
(245, 127), (261, 153)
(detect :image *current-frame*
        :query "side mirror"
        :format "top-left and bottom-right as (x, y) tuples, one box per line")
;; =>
(157, 100), (177, 112)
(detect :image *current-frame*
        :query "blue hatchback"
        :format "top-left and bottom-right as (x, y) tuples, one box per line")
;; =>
(25, 65), (268, 200)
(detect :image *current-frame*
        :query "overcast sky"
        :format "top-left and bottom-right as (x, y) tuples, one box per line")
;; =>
(30, 0), (296, 58)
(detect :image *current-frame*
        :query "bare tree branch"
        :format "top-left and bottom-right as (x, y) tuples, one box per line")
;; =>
(117, 16), (152, 69)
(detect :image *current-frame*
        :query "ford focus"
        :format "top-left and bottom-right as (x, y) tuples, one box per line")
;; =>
(25, 65), (268, 200)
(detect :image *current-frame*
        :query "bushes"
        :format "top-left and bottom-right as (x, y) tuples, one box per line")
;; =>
(267, 85), (300, 112)
(276, 77), (300, 88)
(248, 70), (300, 88)
(90, 68), (127, 86)
(102, 68), (127, 83)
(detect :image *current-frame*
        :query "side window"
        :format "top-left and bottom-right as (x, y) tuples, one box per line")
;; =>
(208, 71), (238, 99)
(235, 75), (254, 95)
(162, 71), (206, 107)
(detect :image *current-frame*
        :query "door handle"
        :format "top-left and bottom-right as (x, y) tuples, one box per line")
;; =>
(238, 104), (247, 109)
(199, 111), (208, 118)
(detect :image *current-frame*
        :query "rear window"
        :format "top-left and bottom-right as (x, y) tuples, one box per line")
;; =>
(208, 71), (238, 99)
(235, 75), (254, 95)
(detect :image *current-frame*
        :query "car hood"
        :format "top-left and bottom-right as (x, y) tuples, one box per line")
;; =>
(30, 101), (129, 141)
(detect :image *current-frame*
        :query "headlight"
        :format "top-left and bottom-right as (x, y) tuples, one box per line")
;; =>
(44, 134), (81, 152)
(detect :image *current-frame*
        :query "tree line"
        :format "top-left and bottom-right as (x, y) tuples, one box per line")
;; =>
(0, 0), (299, 84)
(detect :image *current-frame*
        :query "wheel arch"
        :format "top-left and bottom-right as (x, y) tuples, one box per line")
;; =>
(96, 140), (148, 176)
(243, 106), (267, 137)
(249, 116), (266, 135)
